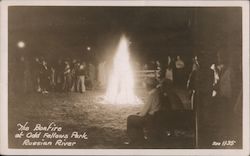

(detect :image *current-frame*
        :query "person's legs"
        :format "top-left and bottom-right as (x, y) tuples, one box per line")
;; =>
(40, 75), (48, 93)
(76, 76), (80, 92)
(40, 75), (45, 91)
(127, 115), (145, 143)
(45, 78), (49, 92)
(71, 76), (76, 92)
(44, 77), (49, 92)
(197, 93), (213, 148)
(69, 75), (72, 91)
(89, 79), (93, 90)
(80, 76), (86, 92)
(62, 76), (66, 91)
(66, 75), (71, 91)
(74, 77), (78, 92)
(36, 76), (41, 92)
(79, 78), (82, 93)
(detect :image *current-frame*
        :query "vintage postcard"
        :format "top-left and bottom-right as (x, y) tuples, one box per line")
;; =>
(0, 0), (249, 155)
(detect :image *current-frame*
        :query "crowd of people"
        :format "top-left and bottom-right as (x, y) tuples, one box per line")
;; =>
(15, 55), (191, 95)
(126, 53), (242, 146)
(12, 52), (242, 147)
(15, 56), (97, 94)
(15, 54), (241, 104)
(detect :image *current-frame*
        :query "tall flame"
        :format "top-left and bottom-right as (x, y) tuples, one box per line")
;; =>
(105, 36), (141, 105)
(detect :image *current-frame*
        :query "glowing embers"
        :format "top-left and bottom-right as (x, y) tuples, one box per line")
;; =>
(104, 36), (142, 105)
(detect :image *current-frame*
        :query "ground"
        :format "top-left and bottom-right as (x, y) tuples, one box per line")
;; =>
(8, 88), (241, 149)
(9, 90), (140, 148)
(8, 88), (193, 149)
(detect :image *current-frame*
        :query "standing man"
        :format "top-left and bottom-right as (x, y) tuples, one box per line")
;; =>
(194, 52), (214, 148)
(76, 61), (86, 93)
(88, 63), (96, 90)
(55, 59), (64, 92)
(33, 57), (41, 92)
(187, 56), (200, 108)
(40, 59), (50, 94)
(62, 61), (71, 92)
(70, 59), (78, 92)
(174, 55), (185, 87)
(165, 56), (174, 82)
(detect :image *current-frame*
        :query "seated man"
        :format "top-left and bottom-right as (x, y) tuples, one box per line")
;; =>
(126, 78), (161, 144)
(126, 78), (191, 146)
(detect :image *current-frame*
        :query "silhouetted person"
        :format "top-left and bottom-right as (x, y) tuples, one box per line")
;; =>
(165, 56), (174, 82)
(126, 78), (160, 144)
(18, 56), (32, 93)
(40, 59), (50, 94)
(33, 57), (42, 92)
(50, 66), (56, 91)
(76, 62), (86, 93)
(87, 63), (96, 90)
(174, 55), (185, 87)
(55, 59), (64, 92)
(194, 52), (214, 148)
(62, 61), (71, 92)
(70, 59), (78, 92)
(187, 56), (200, 108)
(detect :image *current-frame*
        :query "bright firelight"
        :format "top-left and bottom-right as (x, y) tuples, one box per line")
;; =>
(105, 36), (142, 105)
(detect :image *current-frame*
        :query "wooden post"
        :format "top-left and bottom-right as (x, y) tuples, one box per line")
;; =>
(194, 91), (199, 148)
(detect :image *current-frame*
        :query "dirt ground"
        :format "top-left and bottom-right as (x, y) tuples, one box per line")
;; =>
(9, 90), (141, 148)
(8, 88), (194, 149)
(8, 88), (241, 149)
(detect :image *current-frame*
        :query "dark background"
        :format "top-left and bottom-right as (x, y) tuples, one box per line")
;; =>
(8, 7), (242, 65)
(7, 6), (243, 149)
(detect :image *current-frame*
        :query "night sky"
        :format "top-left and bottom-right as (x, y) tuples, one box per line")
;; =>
(8, 6), (242, 64)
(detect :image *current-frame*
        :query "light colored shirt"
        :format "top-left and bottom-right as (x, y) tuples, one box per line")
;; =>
(165, 68), (173, 81)
(175, 60), (185, 69)
(210, 64), (219, 86)
(140, 88), (160, 116)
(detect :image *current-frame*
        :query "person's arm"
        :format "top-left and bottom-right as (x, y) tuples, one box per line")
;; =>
(139, 98), (151, 117)
(139, 90), (155, 116)
(64, 66), (70, 74)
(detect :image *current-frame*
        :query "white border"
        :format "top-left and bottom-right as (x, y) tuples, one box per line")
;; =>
(0, 0), (249, 155)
